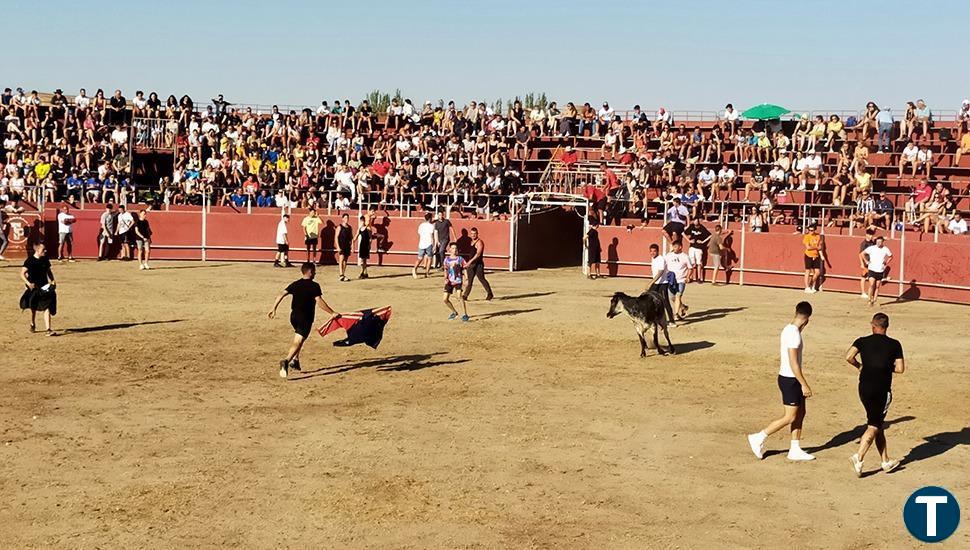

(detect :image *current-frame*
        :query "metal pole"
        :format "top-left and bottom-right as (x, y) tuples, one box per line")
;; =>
(201, 191), (208, 262)
(508, 195), (516, 272)
(897, 224), (905, 297)
(739, 209), (747, 286)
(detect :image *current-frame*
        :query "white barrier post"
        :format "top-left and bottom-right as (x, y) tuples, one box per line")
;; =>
(739, 210), (746, 287)
(201, 191), (208, 262)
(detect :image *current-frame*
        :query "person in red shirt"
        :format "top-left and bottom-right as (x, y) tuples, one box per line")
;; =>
(602, 162), (619, 192)
(561, 146), (578, 169)
(371, 156), (391, 179)
(913, 179), (932, 206)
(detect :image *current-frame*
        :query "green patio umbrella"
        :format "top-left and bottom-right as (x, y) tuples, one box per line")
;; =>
(742, 103), (790, 120)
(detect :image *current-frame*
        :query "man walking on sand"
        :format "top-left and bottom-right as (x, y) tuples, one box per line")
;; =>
(413, 212), (435, 279)
(845, 313), (905, 477)
(747, 301), (816, 462)
(432, 209), (454, 269)
(274, 214), (293, 268)
(442, 242), (469, 321)
(860, 236), (892, 307)
(463, 227), (494, 301)
(268, 262), (341, 379)
(301, 208), (323, 263)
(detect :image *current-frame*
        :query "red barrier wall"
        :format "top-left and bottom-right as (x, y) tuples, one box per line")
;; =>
(589, 223), (970, 304)
(41, 208), (512, 269)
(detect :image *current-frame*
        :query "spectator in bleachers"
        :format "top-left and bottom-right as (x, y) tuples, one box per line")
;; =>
(948, 213), (967, 235)
(876, 107), (894, 152)
(858, 102), (880, 142)
(899, 101), (917, 141)
(956, 124), (970, 165)
(898, 141), (919, 178)
(914, 99), (931, 138)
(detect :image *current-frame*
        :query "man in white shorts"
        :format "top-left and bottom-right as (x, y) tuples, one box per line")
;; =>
(412, 212), (435, 279)
(684, 218), (711, 283)
(860, 236), (893, 306)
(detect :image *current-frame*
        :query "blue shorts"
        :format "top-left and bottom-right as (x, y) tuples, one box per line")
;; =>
(669, 281), (686, 295)
(417, 245), (434, 259)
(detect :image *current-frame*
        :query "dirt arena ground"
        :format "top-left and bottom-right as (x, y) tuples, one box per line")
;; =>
(1, 259), (967, 549)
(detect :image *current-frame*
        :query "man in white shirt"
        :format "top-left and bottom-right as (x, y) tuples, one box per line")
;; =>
(274, 214), (292, 268)
(597, 102), (615, 135)
(646, 242), (676, 325)
(116, 205), (135, 261)
(74, 88), (91, 109)
(663, 197), (690, 242)
(860, 236), (893, 306)
(916, 146), (933, 179)
(722, 103), (740, 134)
(697, 167), (716, 198)
(948, 213), (967, 235)
(663, 240), (690, 320)
(56, 205), (76, 262)
(714, 164), (736, 199)
(412, 212), (435, 279)
(898, 142), (919, 178)
(801, 152), (822, 190)
(748, 301), (816, 462)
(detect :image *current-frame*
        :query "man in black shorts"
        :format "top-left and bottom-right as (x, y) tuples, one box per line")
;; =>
(268, 262), (341, 379)
(845, 313), (905, 477)
(334, 213), (353, 281)
(747, 301), (816, 461)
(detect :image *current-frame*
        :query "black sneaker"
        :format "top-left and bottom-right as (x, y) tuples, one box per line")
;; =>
(290, 358), (301, 372)
(273, 261), (281, 268)
(279, 360), (288, 379)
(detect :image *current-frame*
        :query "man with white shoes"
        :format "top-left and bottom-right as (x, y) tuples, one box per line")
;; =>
(845, 313), (904, 477)
(747, 301), (816, 462)
(802, 224), (822, 293)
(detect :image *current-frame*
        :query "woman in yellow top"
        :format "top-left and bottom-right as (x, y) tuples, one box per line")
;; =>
(852, 167), (873, 202)
(807, 115), (826, 151)
(824, 115), (845, 151)
(247, 152), (262, 175)
(850, 141), (870, 173)
(276, 155), (291, 174)
(802, 224), (824, 293)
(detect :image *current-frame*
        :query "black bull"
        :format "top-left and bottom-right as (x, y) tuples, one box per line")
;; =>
(607, 291), (676, 357)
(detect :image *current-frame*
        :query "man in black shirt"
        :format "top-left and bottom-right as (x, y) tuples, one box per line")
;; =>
(845, 313), (905, 476)
(432, 210), (454, 269)
(685, 219), (711, 283)
(19, 242), (57, 334)
(268, 262), (340, 379)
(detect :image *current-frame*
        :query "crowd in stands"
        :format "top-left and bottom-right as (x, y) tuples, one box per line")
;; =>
(561, 100), (970, 236)
(2, 84), (969, 235)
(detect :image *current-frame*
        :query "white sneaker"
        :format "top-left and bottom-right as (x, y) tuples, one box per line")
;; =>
(787, 448), (815, 461)
(881, 459), (900, 473)
(139, 264), (146, 270)
(860, 292), (869, 299)
(747, 433), (766, 460)
(850, 454), (864, 477)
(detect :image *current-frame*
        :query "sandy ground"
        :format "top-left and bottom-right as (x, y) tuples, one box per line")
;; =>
(0, 259), (968, 549)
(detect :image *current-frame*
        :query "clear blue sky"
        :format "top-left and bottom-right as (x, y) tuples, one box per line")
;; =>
(7, 0), (969, 113)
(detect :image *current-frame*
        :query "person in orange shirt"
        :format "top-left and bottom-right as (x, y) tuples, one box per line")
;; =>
(803, 224), (823, 293)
